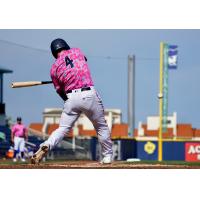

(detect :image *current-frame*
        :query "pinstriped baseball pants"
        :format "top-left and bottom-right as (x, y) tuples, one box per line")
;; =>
(43, 87), (113, 158)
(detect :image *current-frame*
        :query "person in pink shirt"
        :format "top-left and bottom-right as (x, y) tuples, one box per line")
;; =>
(11, 117), (28, 162)
(31, 38), (113, 164)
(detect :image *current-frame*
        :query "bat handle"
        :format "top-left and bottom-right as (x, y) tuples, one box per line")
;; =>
(41, 81), (53, 84)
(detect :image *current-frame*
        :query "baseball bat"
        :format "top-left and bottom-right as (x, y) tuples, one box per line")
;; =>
(11, 81), (53, 88)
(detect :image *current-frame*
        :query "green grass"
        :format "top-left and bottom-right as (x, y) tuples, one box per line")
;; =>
(0, 159), (29, 165)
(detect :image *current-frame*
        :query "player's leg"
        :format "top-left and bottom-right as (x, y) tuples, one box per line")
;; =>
(43, 111), (80, 150)
(81, 90), (113, 163)
(19, 138), (26, 162)
(13, 137), (19, 162)
(31, 99), (80, 164)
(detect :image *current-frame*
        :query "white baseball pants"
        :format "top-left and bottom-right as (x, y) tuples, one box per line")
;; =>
(43, 87), (113, 158)
(14, 136), (25, 152)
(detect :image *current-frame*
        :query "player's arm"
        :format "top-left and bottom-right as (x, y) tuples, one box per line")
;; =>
(53, 79), (67, 101)
(57, 91), (68, 101)
(51, 72), (67, 101)
(25, 127), (28, 142)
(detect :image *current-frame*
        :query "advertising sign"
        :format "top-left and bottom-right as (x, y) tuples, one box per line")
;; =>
(185, 143), (200, 162)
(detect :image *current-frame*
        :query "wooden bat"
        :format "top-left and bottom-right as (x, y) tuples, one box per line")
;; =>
(11, 81), (53, 88)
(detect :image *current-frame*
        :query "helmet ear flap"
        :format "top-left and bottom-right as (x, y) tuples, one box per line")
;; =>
(53, 48), (63, 58)
(51, 39), (70, 58)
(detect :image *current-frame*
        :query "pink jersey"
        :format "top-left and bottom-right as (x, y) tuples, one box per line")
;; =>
(50, 48), (94, 94)
(12, 124), (27, 137)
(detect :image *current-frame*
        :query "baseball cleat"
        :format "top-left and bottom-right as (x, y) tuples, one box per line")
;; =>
(100, 155), (112, 164)
(31, 145), (49, 164)
(21, 158), (26, 162)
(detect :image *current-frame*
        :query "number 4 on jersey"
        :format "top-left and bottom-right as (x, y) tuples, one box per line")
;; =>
(65, 56), (74, 68)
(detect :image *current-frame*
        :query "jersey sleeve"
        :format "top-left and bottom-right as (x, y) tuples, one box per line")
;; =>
(11, 125), (16, 134)
(50, 65), (62, 94)
(50, 65), (67, 101)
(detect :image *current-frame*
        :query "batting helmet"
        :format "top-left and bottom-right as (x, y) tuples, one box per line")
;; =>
(50, 38), (70, 58)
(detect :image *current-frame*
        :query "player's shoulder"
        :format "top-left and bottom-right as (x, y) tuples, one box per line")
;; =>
(12, 123), (18, 129)
(71, 47), (82, 53)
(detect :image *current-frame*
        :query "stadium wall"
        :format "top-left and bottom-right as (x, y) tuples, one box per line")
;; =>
(90, 138), (200, 162)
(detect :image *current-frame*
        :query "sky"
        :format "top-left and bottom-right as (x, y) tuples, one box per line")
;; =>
(0, 29), (199, 127)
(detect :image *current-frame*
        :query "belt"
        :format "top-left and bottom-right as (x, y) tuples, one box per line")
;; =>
(15, 136), (25, 138)
(66, 87), (91, 94)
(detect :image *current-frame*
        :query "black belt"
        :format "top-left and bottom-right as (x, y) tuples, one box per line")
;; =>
(16, 136), (25, 138)
(66, 87), (91, 94)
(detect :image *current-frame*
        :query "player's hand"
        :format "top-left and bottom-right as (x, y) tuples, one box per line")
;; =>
(59, 91), (68, 101)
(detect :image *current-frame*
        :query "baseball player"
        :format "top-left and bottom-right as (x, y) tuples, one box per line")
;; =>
(31, 38), (113, 164)
(11, 117), (28, 162)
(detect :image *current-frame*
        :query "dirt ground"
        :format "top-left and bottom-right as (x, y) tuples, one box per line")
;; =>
(0, 160), (200, 169)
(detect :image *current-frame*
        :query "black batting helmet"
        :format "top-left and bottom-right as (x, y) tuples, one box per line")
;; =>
(50, 38), (70, 58)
